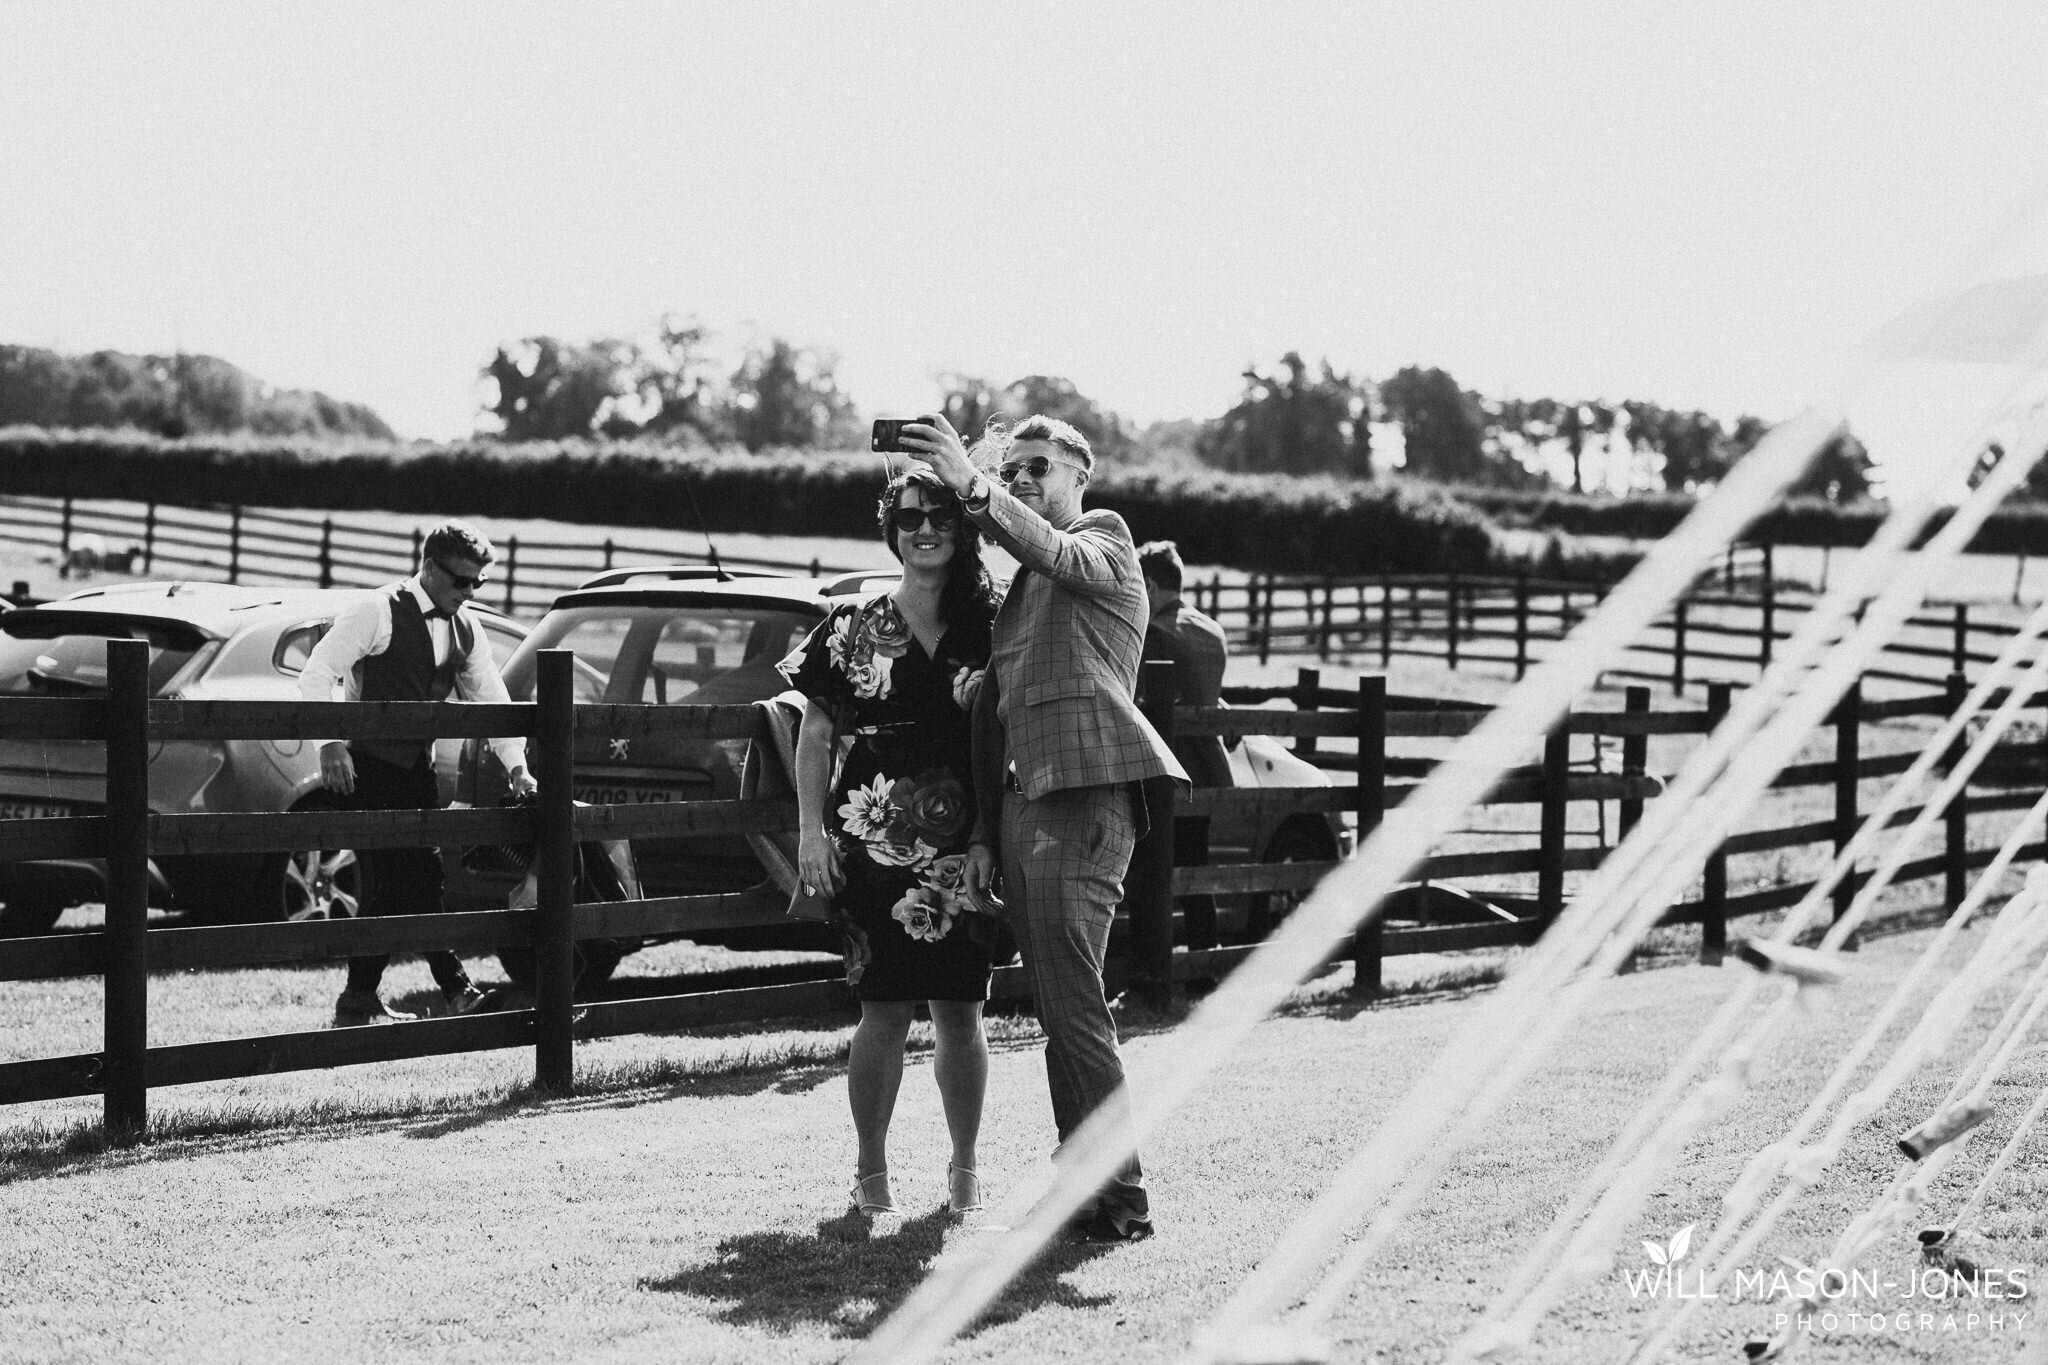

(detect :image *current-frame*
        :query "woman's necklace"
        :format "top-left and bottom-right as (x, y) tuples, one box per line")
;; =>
(891, 587), (946, 655)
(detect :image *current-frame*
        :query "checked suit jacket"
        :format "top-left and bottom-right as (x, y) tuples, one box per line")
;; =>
(968, 485), (1188, 809)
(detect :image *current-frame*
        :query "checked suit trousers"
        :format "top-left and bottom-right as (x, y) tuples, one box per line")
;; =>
(1000, 781), (1147, 1204)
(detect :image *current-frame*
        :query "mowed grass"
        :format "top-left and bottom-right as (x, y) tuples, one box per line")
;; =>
(1, 926), (2042, 1363)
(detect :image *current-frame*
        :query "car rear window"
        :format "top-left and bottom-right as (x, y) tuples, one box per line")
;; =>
(504, 603), (816, 706)
(0, 613), (212, 696)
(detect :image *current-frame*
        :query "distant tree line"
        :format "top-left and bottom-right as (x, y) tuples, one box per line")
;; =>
(0, 345), (393, 440)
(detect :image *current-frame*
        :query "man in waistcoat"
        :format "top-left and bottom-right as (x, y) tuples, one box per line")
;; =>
(905, 413), (1188, 1243)
(300, 521), (537, 1027)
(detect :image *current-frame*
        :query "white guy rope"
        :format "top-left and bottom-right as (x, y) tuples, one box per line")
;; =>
(1454, 602), (2048, 1356)
(1200, 411), (2048, 1360)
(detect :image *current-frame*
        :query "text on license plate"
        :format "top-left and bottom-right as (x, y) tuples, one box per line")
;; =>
(574, 787), (695, 806)
(0, 800), (74, 820)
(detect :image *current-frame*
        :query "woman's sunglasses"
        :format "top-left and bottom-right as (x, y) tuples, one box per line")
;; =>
(996, 454), (1086, 484)
(890, 506), (959, 534)
(431, 556), (490, 590)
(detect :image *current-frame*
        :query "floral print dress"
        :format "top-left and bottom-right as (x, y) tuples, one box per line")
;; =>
(778, 593), (996, 1001)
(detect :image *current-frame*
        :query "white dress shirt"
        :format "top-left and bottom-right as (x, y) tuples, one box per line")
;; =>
(298, 576), (528, 772)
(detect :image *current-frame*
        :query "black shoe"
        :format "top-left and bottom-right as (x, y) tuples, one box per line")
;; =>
(1075, 1204), (1154, 1243)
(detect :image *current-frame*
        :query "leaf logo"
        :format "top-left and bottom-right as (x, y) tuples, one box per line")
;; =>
(1646, 1224), (1693, 1266)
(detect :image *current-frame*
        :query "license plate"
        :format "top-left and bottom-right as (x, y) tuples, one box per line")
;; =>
(574, 787), (695, 806)
(0, 799), (75, 820)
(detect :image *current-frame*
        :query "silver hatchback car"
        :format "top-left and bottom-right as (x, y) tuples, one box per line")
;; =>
(0, 581), (528, 936)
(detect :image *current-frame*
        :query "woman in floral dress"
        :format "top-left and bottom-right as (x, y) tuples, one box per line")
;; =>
(779, 467), (1000, 1216)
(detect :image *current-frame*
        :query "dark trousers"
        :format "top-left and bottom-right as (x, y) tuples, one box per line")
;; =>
(343, 751), (470, 998)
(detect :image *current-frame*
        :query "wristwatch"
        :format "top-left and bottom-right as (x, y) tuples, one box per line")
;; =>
(961, 471), (992, 512)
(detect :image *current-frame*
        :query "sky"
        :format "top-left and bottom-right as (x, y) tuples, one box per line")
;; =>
(7, 1), (2048, 458)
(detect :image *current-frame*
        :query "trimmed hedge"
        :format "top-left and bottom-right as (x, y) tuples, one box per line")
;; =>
(0, 427), (1499, 577)
(1434, 478), (2048, 555)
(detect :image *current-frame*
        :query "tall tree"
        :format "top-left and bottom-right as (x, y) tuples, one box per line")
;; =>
(1380, 365), (1531, 486)
(724, 338), (859, 452)
(483, 337), (634, 441)
(628, 314), (723, 441)
(1197, 352), (1372, 478)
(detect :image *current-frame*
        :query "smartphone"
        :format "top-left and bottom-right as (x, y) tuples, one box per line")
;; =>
(871, 417), (935, 454)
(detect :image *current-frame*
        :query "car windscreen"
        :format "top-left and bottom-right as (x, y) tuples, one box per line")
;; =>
(0, 612), (213, 696)
(503, 603), (818, 706)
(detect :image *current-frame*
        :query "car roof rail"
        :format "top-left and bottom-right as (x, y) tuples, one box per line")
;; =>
(576, 564), (786, 590)
(821, 569), (902, 596)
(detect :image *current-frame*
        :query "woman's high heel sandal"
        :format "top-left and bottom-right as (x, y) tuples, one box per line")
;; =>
(947, 1162), (984, 1214)
(851, 1170), (897, 1215)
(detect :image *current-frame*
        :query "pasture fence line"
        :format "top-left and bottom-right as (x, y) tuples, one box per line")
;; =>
(2, 660), (2042, 1138)
(0, 493), (861, 617)
(1189, 558), (2021, 696)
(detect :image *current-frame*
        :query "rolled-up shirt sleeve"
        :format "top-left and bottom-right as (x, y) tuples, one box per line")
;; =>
(297, 598), (387, 748)
(456, 625), (529, 773)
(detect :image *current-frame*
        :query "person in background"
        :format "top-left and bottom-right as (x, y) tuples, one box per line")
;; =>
(780, 469), (1002, 1217)
(300, 520), (536, 1027)
(1137, 539), (1232, 789)
(903, 412), (1188, 1244)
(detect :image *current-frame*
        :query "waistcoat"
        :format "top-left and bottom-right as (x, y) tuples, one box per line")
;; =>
(351, 588), (474, 769)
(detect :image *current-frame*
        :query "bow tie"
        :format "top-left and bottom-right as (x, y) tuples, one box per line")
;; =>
(424, 606), (454, 621)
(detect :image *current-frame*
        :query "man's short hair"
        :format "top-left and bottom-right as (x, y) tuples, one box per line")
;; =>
(1009, 415), (1094, 473)
(422, 520), (495, 567)
(1137, 540), (1184, 592)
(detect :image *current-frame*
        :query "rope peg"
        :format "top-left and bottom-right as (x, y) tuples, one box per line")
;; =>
(1733, 936), (1850, 989)
(1896, 1098), (1993, 1160)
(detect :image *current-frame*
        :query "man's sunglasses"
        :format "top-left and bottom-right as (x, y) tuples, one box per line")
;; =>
(996, 454), (1087, 484)
(432, 557), (490, 590)
(890, 506), (959, 534)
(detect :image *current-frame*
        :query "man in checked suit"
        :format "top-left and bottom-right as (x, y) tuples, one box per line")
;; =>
(300, 520), (537, 1028)
(905, 413), (1188, 1242)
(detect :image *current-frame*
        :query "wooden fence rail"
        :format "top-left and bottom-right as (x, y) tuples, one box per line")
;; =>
(3, 639), (2041, 1138)
(0, 494), (861, 617)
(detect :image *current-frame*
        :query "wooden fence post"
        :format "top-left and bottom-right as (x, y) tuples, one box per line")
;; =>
(1379, 573), (1394, 667)
(1831, 678), (1862, 936)
(59, 494), (73, 562)
(1537, 718), (1570, 927)
(1317, 577), (1334, 661)
(1701, 682), (1732, 961)
(142, 502), (157, 575)
(1514, 572), (1531, 680)
(1446, 573), (1461, 670)
(410, 526), (423, 568)
(1619, 686), (1649, 841)
(1944, 670), (1969, 911)
(318, 519), (334, 589)
(1835, 675), (1867, 933)
(1293, 667), (1320, 760)
(533, 649), (577, 1093)
(1671, 599), (1688, 697)
(1758, 571), (1774, 673)
(227, 505), (242, 584)
(1952, 604), (1970, 679)
(103, 639), (152, 1141)
(1256, 576), (1272, 666)
(1351, 675), (1386, 996)
(502, 536), (519, 614)
(602, 537), (615, 571)
(1133, 659), (1179, 1004)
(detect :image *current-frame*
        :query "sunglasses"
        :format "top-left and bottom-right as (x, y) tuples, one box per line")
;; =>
(996, 454), (1087, 484)
(431, 556), (490, 591)
(890, 506), (959, 534)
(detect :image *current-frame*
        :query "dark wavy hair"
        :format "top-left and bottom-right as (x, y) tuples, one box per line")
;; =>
(877, 468), (998, 624)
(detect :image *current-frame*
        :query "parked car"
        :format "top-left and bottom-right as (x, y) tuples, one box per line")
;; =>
(461, 565), (1347, 984)
(0, 581), (529, 936)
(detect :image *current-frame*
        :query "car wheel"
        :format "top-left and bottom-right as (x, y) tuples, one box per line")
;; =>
(278, 843), (366, 922)
(1245, 821), (1337, 941)
(0, 888), (68, 937)
(496, 939), (626, 993)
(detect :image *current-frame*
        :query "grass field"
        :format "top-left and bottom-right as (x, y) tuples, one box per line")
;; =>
(0, 922), (2040, 1364)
